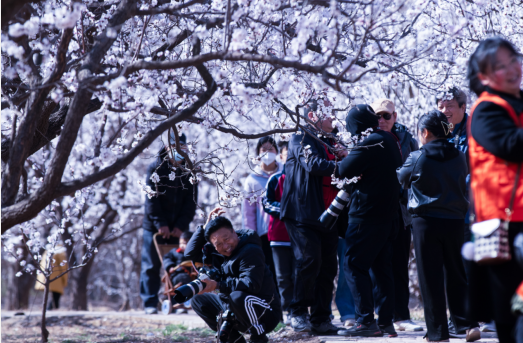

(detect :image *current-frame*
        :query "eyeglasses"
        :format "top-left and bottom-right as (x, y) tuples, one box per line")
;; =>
(376, 112), (393, 120)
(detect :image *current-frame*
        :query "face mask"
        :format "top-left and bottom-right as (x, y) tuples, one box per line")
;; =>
(173, 152), (185, 162)
(261, 152), (276, 165)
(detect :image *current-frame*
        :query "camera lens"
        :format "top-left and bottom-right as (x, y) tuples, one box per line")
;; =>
(173, 279), (206, 303)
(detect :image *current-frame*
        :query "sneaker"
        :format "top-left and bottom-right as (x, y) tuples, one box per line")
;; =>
(344, 319), (356, 327)
(311, 320), (340, 334)
(394, 319), (423, 332)
(144, 307), (158, 315)
(283, 314), (292, 325)
(379, 324), (398, 338)
(480, 322), (496, 332)
(175, 308), (188, 314)
(337, 321), (384, 337)
(248, 333), (268, 343)
(291, 314), (311, 332)
(228, 330), (246, 343)
(466, 327), (481, 342)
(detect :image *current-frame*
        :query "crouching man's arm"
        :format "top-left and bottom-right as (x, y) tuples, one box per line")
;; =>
(218, 247), (265, 294)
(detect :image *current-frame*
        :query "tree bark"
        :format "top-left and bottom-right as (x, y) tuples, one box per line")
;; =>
(40, 280), (50, 343)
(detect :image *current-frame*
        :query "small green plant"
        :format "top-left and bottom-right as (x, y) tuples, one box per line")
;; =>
(162, 323), (189, 337)
(190, 327), (214, 337)
(119, 332), (134, 341)
(171, 334), (189, 342)
(273, 322), (286, 333)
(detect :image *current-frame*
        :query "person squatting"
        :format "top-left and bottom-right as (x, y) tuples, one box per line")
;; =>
(140, 37), (523, 343)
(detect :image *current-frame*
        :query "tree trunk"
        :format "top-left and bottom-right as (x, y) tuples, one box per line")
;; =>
(70, 258), (94, 310)
(41, 281), (50, 343)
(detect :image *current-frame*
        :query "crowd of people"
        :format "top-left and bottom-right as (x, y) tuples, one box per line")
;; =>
(137, 37), (523, 343)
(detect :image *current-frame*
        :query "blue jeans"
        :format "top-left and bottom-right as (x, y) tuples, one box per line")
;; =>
(140, 229), (178, 308)
(336, 237), (355, 321)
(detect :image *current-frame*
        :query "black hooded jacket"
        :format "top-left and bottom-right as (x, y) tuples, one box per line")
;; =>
(338, 105), (403, 224)
(397, 139), (468, 219)
(142, 146), (198, 232)
(185, 225), (281, 307)
(280, 126), (340, 228)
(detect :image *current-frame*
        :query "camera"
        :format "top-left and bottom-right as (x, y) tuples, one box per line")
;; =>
(319, 188), (351, 228)
(173, 265), (222, 303)
(217, 310), (236, 343)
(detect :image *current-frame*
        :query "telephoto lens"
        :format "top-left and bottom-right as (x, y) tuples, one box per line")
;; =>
(173, 279), (207, 303)
(217, 310), (236, 343)
(319, 189), (351, 228)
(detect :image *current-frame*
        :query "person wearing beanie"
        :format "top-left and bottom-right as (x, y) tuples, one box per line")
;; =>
(337, 104), (403, 338)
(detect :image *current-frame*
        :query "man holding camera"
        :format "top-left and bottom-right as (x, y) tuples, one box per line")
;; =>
(185, 208), (281, 343)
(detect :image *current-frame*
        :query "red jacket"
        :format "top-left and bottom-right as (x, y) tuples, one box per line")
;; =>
(469, 91), (523, 222)
(262, 171), (291, 243)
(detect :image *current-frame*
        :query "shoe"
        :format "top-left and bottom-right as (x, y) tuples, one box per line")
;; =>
(394, 319), (423, 332)
(311, 320), (340, 334)
(291, 314), (311, 332)
(337, 321), (383, 337)
(379, 324), (398, 338)
(423, 336), (450, 342)
(480, 322), (496, 332)
(175, 308), (188, 314)
(344, 319), (356, 327)
(144, 307), (158, 314)
(248, 333), (268, 343)
(466, 327), (481, 342)
(284, 314), (292, 325)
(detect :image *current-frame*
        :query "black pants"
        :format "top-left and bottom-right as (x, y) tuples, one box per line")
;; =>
(260, 234), (278, 290)
(284, 219), (338, 324)
(345, 220), (397, 326)
(140, 230), (179, 308)
(47, 292), (61, 310)
(271, 246), (295, 312)
(191, 292), (280, 338)
(413, 216), (479, 341)
(371, 224), (412, 322)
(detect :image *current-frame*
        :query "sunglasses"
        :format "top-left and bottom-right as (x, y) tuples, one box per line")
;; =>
(376, 112), (393, 120)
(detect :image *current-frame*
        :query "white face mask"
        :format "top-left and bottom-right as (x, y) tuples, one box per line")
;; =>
(261, 152), (277, 165)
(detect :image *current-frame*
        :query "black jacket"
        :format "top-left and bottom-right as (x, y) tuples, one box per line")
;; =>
(471, 87), (523, 163)
(280, 126), (340, 227)
(392, 123), (419, 227)
(163, 248), (188, 273)
(397, 139), (468, 219)
(142, 146), (198, 232)
(338, 106), (403, 224)
(185, 226), (280, 307)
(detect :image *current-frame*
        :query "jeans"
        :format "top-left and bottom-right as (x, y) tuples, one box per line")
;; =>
(271, 245), (295, 313)
(191, 292), (281, 337)
(344, 220), (397, 326)
(336, 238), (355, 321)
(412, 216), (479, 341)
(140, 229), (178, 308)
(284, 219), (338, 324)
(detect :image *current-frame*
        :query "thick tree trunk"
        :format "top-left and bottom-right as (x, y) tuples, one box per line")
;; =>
(70, 258), (94, 310)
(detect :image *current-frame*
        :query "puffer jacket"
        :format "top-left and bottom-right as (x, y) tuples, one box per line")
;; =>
(184, 226), (281, 307)
(142, 146), (197, 232)
(397, 139), (468, 219)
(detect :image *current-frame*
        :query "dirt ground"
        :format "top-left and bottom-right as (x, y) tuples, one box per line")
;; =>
(1, 314), (321, 343)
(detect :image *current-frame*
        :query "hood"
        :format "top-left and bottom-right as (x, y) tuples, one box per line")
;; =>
(234, 229), (262, 251)
(345, 104), (379, 135)
(421, 139), (460, 161)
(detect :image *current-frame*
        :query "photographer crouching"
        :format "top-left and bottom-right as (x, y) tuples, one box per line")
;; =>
(183, 208), (282, 343)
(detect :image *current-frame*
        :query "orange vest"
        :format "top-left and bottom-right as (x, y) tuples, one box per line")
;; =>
(468, 92), (523, 222)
